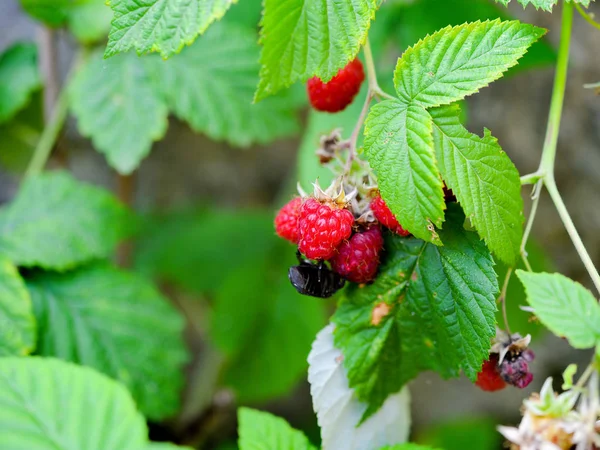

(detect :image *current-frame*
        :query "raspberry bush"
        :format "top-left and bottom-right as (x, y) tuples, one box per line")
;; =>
(0, 0), (599, 449)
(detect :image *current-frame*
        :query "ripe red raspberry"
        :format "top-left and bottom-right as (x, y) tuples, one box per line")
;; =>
(275, 197), (302, 244)
(330, 226), (384, 284)
(370, 194), (410, 236)
(307, 59), (365, 113)
(475, 354), (506, 392)
(298, 198), (354, 260)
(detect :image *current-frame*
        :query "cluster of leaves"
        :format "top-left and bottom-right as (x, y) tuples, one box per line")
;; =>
(0, 172), (189, 447)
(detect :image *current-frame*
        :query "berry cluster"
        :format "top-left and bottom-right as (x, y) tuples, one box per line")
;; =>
(275, 181), (409, 293)
(476, 330), (535, 392)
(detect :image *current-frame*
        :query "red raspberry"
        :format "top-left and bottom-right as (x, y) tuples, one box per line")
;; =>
(307, 59), (365, 113)
(298, 198), (354, 260)
(275, 197), (302, 244)
(475, 354), (506, 392)
(330, 227), (384, 284)
(370, 195), (410, 236)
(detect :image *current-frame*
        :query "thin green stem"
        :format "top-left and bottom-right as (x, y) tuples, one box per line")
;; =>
(345, 90), (373, 173)
(539, 2), (573, 174)
(574, 2), (600, 31)
(24, 51), (87, 179)
(497, 267), (513, 335)
(520, 2), (573, 271)
(574, 362), (595, 390)
(363, 39), (396, 101)
(24, 85), (70, 179)
(520, 170), (544, 185)
(546, 179), (600, 295)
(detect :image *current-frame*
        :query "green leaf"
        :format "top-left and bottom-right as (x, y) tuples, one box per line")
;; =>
(0, 172), (132, 270)
(516, 270), (600, 349)
(376, 0), (555, 76)
(0, 91), (42, 173)
(0, 256), (36, 356)
(333, 205), (497, 419)
(0, 357), (148, 449)
(430, 103), (523, 265)
(104, 0), (236, 59)
(238, 407), (317, 450)
(415, 416), (501, 450)
(0, 43), (41, 125)
(19, 0), (71, 26)
(68, 0), (113, 44)
(70, 51), (168, 174)
(149, 22), (300, 147)
(495, 0), (591, 11)
(134, 209), (276, 294)
(380, 445), (439, 450)
(214, 244), (327, 402)
(26, 264), (189, 420)
(255, 0), (378, 101)
(146, 444), (194, 450)
(363, 99), (444, 244)
(393, 19), (546, 108)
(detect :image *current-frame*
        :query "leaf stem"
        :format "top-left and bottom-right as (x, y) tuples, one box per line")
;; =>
(363, 39), (396, 101)
(498, 267), (513, 335)
(345, 90), (373, 173)
(24, 51), (87, 179)
(24, 84), (70, 179)
(545, 179), (600, 294)
(520, 170), (544, 185)
(574, 2), (600, 31)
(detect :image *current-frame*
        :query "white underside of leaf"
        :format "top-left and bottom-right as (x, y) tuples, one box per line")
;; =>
(308, 324), (411, 450)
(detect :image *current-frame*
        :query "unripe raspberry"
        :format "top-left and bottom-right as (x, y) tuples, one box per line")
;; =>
(475, 354), (506, 392)
(370, 194), (410, 236)
(330, 226), (384, 284)
(307, 59), (365, 113)
(275, 197), (302, 244)
(298, 198), (354, 260)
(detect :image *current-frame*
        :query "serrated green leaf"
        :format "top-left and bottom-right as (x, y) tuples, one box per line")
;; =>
(516, 270), (600, 349)
(333, 205), (497, 420)
(149, 22), (300, 147)
(0, 43), (41, 125)
(363, 99), (444, 244)
(214, 244), (327, 402)
(255, 0), (377, 101)
(0, 256), (36, 356)
(495, 0), (590, 11)
(104, 0), (236, 59)
(430, 103), (523, 265)
(380, 0), (555, 75)
(70, 50), (168, 174)
(393, 19), (546, 108)
(26, 264), (189, 420)
(238, 407), (317, 450)
(0, 357), (148, 449)
(0, 172), (132, 270)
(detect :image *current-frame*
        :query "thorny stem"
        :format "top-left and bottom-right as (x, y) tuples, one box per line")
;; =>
(574, 2), (600, 31)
